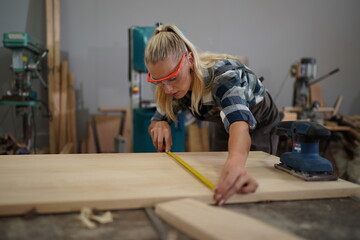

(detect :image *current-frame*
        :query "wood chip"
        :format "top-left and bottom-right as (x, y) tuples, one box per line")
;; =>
(78, 207), (114, 229)
(91, 211), (113, 224)
(79, 207), (97, 229)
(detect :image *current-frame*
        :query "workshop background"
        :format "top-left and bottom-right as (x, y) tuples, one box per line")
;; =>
(0, 0), (359, 151)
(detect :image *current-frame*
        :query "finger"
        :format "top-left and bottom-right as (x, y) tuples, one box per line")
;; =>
(156, 135), (164, 152)
(218, 173), (251, 205)
(214, 171), (229, 197)
(216, 175), (240, 206)
(225, 174), (250, 199)
(164, 131), (172, 152)
(217, 167), (241, 193)
(239, 179), (258, 193)
(215, 171), (238, 203)
(153, 131), (163, 152)
(150, 130), (159, 150)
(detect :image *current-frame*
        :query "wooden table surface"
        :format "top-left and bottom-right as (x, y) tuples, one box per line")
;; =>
(0, 151), (359, 216)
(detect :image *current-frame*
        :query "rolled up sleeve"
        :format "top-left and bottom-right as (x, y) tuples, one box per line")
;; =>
(151, 107), (169, 122)
(214, 68), (261, 132)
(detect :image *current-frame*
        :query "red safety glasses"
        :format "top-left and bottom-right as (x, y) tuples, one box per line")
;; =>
(147, 53), (188, 85)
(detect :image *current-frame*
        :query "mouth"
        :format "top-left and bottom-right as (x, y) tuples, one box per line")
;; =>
(172, 92), (180, 98)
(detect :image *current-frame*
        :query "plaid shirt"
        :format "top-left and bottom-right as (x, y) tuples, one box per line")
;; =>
(151, 59), (266, 132)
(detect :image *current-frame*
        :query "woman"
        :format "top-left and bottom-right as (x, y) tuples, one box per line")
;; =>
(145, 24), (279, 205)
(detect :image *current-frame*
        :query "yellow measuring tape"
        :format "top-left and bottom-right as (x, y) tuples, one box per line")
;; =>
(166, 151), (215, 190)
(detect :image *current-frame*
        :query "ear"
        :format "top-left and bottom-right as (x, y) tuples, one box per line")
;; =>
(187, 52), (194, 69)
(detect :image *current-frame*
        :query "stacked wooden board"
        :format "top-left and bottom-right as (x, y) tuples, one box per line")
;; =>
(81, 108), (132, 153)
(0, 151), (358, 216)
(46, 0), (77, 153)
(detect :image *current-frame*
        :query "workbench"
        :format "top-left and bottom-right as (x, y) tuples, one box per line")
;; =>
(0, 152), (359, 239)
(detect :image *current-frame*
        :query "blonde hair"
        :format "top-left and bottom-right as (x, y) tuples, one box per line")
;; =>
(145, 24), (242, 122)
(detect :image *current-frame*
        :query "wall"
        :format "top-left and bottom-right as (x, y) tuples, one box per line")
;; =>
(1, 0), (359, 149)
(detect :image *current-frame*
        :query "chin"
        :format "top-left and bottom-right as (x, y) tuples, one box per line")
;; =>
(172, 91), (186, 99)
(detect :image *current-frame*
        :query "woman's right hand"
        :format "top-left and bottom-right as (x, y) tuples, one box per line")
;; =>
(148, 121), (172, 152)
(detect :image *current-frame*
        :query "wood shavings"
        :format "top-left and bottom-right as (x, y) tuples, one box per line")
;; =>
(91, 211), (113, 224)
(79, 207), (97, 229)
(78, 207), (114, 229)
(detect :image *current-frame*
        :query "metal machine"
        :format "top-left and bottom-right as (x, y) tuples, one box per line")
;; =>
(128, 26), (157, 109)
(291, 57), (339, 108)
(2, 32), (48, 101)
(128, 25), (185, 152)
(0, 32), (48, 150)
(274, 121), (338, 181)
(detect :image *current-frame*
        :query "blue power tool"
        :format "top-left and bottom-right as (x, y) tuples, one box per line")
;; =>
(275, 121), (338, 181)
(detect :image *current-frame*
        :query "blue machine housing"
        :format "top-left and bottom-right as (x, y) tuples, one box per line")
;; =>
(277, 121), (334, 173)
(280, 142), (333, 172)
(133, 108), (186, 152)
(131, 26), (156, 73)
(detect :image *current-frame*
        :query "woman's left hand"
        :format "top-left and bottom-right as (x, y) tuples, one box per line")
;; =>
(214, 161), (258, 205)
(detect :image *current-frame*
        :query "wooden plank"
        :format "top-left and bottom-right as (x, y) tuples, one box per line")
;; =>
(281, 111), (298, 121)
(0, 152), (358, 216)
(51, 89), (61, 150)
(53, 0), (61, 153)
(81, 139), (88, 153)
(283, 106), (334, 113)
(187, 124), (202, 152)
(59, 142), (73, 154)
(87, 120), (96, 153)
(53, 0), (60, 69)
(325, 125), (351, 131)
(45, 0), (56, 154)
(200, 122), (210, 151)
(94, 115), (121, 153)
(187, 122), (210, 152)
(98, 107), (132, 153)
(333, 95), (343, 116)
(310, 83), (324, 107)
(67, 73), (77, 153)
(59, 61), (68, 150)
(155, 198), (304, 240)
(348, 115), (360, 121)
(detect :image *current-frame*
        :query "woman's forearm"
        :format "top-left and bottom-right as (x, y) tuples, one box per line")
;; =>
(227, 121), (251, 168)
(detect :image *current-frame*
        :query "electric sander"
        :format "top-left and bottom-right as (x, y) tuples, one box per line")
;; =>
(275, 121), (338, 181)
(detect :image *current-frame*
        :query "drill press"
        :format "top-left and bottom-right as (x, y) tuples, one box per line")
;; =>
(291, 57), (339, 108)
(0, 32), (48, 150)
(2, 32), (47, 101)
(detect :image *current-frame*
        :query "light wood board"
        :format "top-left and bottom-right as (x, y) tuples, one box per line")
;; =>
(67, 72), (77, 153)
(94, 115), (121, 153)
(59, 61), (68, 150)
(0, 152), (358, 216)
(98, 107), (132, 153)
(46, 0), (56, 154)
(156, 198), (304, 240)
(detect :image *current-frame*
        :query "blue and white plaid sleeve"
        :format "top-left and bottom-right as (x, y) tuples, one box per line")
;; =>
(151, 107), (169, 122)
(213, 62), (265, 132)
(151, 100), (183, 123)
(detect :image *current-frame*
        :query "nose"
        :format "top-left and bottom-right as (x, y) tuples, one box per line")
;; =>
(162, 84), (174, 94)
